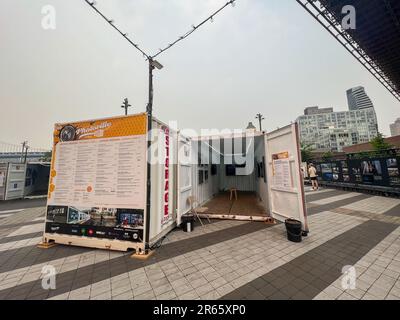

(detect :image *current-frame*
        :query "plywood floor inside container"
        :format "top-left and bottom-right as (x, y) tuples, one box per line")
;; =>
(200, 191), (270, 221)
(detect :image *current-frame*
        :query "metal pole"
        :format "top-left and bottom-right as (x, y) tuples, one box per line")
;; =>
(121, 98), (131, 116)
(144, 59), (155, 254)
(20, 141), (26, 163)
(23, 146), (29, 164)
(256, 114), (263, 131)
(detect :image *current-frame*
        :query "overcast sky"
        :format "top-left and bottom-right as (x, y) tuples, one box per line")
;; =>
(1, 0), (399, 149)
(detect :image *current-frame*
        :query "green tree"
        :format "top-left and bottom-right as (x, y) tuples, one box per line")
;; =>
(370, 132), (392, 152)
(300, 143), (313, 163)
(322, 151), (334, 162)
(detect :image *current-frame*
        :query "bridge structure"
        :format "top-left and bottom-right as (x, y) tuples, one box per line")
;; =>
(297, 0), (400, 102)
(0, 141), (50, 163)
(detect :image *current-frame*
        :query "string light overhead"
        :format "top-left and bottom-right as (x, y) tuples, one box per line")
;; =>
(84, 0), (237, 60)
(85, 0), (150, 59)
(151, 0), (236, 59)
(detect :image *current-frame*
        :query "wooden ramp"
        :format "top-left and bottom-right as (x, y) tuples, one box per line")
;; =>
(199, 191), (271, 222)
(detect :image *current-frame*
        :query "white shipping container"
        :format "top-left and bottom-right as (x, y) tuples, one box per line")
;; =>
(42, 114), (307, 253)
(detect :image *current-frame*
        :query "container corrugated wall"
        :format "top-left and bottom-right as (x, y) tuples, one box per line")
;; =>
(149, 119), (178, 243)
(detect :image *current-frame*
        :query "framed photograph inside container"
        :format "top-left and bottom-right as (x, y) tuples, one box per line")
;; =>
(225, 163), (247, 176)
(235, 163), (247, 176)
(198, 169), (204, 184)
(257, 162), (261, 178)
(262, 157), (266, 182)
(225, 164), (236, 176)
(211, 164), (217, 176)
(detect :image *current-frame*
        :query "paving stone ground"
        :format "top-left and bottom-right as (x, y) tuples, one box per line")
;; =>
(0, 187), (399, 300)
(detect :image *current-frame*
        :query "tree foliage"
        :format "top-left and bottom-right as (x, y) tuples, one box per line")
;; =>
(300, 143), (313, 163)
(322, 151), (334, 162)
(370, 132), (393, 152)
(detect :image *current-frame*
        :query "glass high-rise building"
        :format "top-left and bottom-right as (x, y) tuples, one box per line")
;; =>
(296, 88), (378, 152)
(390, 118), (400, 137)
(346, 86), (374, 110)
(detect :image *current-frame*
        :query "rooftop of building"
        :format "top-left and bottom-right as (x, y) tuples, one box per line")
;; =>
(297, 105), (376, 119)
(342, 135), (400, 153)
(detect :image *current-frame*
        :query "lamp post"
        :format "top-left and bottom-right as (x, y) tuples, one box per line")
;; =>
(144, 57), (163, 254)
(23, 145), (29, 164)
(121, 98), (131, 116)
(20, 141), (28, 163)
(255, 113), (265, 131)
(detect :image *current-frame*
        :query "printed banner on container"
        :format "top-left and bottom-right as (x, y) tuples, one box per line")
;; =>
(45, 113), (147, 242)
(272, 151), (292, 190)
(161, 125), (170, 225)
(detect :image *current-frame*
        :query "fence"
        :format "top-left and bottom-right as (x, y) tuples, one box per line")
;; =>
(313, 149), (400, 196)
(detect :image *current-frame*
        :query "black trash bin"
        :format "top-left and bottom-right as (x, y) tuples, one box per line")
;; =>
(285, 218), (302, 242)
(181, 213), (195, 232)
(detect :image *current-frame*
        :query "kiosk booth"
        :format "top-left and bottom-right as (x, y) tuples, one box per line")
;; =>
(42, 113), (307, 253)
(0, 162), (50, 201)
(178, 125), (308, 228)
(0, 163), (26, 200)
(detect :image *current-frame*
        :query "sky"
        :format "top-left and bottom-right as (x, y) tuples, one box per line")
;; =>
(0, 0), (399, 150)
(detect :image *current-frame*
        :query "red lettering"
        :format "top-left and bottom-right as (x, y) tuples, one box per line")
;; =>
(162, 128), (171, 222)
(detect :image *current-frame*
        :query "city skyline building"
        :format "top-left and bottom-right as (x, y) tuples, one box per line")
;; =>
(390, 118), (400, 137)
(297, 88), (378, 152)
(346, 86), (374, 111)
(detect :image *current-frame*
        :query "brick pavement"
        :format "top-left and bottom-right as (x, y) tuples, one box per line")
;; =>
(0, 187), (399, 300)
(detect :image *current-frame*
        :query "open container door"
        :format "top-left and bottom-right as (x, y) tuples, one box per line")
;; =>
(265, 123), (308, 232)
(176, 133), (193, 226)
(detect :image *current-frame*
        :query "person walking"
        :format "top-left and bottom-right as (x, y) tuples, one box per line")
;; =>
(308, 163), (319, 191)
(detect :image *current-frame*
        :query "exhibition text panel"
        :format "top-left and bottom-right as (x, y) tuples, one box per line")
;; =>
(49, 135), (146, 208)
